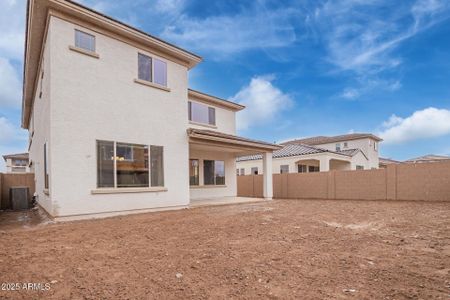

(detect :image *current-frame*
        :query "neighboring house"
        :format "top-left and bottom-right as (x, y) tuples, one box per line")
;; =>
(2, 153), (31, 173)
(237, 133), (382, 175)
(404, 154), (450, 164)
(23, 0), (280, 219)
(379, 157), (400, 168)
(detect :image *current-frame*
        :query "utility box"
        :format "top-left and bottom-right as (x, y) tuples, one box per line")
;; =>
(10, 187), (30, 210)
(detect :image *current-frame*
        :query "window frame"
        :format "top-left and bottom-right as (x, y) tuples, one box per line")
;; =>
(308, 166), (320, 173)
(188, 101), (217, 126)
(137, 52), (168, 88)
(203, 160), (225, 186)
(297, 164), (307, 173)
(96, 140), (165, 189)
(190, 159), (200, 186)
(74, 29), (96, 53)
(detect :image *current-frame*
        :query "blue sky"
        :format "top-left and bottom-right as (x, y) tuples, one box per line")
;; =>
(1, 0), (450, 170)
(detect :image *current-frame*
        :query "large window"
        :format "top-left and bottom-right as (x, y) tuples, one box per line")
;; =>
(138, 53), (167, 87)
(75, 30), (95, 52)
(335, 143), (341, 151)
(150, 146), (164, 187)
(96, 141), (164, 188)
(204, 160), (225, 185)
(190, 159), (199, 186)
(97, 140), (114, 188)
(188, 101), (216, 126)
(116, 143), (149, 188)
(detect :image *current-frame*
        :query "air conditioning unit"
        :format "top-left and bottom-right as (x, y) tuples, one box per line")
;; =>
(10, 187), (30, 210)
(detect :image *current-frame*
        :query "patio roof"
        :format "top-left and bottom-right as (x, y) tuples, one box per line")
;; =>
(187, 129), (281, 152)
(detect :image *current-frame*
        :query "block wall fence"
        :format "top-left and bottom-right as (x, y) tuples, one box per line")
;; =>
(237, 161), (450, 201)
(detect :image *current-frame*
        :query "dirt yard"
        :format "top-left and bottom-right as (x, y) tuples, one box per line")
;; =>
(0, 200), (449, 299)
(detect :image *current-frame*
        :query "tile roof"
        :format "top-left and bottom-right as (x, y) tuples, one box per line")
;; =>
(237, 144), (354, 162)
(404, 154), (450, 163)
(281, 133), (382, 146)
(379, 157), (400, 165)
(2, 153), (29, 161)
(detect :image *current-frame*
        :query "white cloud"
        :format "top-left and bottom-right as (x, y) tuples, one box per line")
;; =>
(339, 77), (402, 100)
(231, 75), (293, 131)
(379, 107), (450, 144)
(161, 5), (297, 58)
(0, 58), (22, 107)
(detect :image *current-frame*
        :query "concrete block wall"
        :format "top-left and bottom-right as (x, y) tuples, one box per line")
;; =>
(237, 161), (450, 201)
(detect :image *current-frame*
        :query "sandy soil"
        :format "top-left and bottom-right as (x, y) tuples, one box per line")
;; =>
(0, 199), (449, 299)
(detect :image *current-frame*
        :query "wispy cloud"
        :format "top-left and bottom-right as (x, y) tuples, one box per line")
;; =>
(161, 3), (297, 58)
(231, 75), (293, 131)
(313, 0), (450, 73)
(339, 77), (402, 100)
(301, 0), (450, 100)
(379, 107), (450, 144)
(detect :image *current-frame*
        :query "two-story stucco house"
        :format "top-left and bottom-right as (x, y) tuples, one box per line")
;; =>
(236, 133), (382, 175)
(23, 0), (280, 220)
(2, 153), (31, 173)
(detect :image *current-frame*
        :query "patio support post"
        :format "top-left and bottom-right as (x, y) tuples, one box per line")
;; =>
(319, 156), (330, 172)
(262, 152), (273, 200)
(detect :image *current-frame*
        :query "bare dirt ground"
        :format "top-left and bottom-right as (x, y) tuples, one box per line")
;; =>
(0, 199), (449, 299)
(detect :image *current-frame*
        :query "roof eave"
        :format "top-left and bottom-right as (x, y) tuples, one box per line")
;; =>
(188, 89), (245, 112)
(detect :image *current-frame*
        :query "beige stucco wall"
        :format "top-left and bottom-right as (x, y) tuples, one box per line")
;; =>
(44, 16), (193, 217)
(188, 98), (237, 135)
(189, 148), (237, 199)
(29, 25), (52, 213)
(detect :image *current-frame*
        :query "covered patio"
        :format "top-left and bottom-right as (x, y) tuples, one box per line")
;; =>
(187, 128), (281, 202)
(295, 152), (352, 172)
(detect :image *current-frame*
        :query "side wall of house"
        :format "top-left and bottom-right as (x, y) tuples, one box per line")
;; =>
(189, 148), (237, 199)
(29, 26), (52, 214)
(47, 16), (190, 217)
(315, 138), (379, 169)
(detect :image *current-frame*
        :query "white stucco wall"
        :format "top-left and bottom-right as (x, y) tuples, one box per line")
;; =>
(189, 148), (237, 199)
(188, 98), (237, 135)
(45, 16), (192, 217)
(29, 26), (52, 213)
(315, 138), (379, 169)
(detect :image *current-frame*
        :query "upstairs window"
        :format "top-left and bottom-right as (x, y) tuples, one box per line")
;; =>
(75, 30), (95, 52)
(138, 53), (152, 82)
(188, 101), (216, 126)
(335, 143), (341, 151)
(251, 167), (258, 175)
(138, 54), (168, 87)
